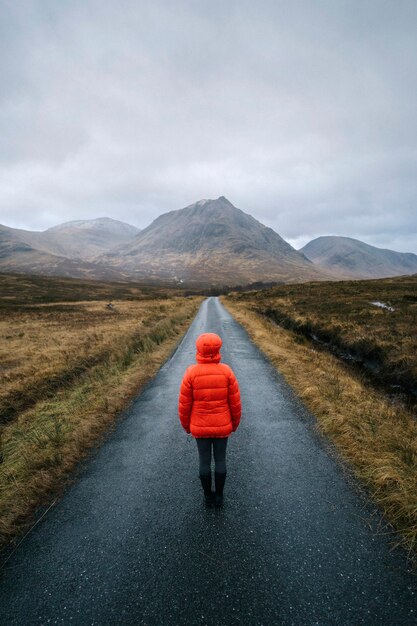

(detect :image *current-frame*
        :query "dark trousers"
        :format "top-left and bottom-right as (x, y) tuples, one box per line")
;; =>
(196, 437), (228, 474)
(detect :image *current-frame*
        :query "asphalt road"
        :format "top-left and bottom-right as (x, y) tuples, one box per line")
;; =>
(0, 297), (416, 626)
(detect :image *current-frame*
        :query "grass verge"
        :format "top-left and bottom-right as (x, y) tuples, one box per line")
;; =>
(223, 296), (417, 560)
(0, 295), (201, 548)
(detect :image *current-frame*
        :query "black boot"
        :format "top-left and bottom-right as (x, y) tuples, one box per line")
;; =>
(214, 472), (227, 508)
(199, 473), (214, 507)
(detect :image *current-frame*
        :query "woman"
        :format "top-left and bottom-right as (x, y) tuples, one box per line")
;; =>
(178, 332), (241, 508)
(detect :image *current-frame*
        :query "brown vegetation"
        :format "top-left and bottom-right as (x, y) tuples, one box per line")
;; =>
(231, 275), (417, 404)
(0, 273), (201, 547)
(224, 278), (417, 557)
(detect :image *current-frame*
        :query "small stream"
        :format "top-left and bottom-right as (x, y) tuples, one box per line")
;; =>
(308, 332), (383, 375)
(262, 308), (417, 407)
(309, 331), (417, 403)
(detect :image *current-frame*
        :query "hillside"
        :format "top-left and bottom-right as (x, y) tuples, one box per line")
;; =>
(2, 217), (139, 261)
(101, 197), (332, 285)
(301, 236), (417, 279)
(0, 225), (126, 281)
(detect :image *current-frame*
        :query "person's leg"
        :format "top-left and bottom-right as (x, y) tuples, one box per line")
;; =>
(196, 438), (212, 474)
(196, 438), (214, 506)
(213, 438), (228, 507)
(213, 437), (228, 473)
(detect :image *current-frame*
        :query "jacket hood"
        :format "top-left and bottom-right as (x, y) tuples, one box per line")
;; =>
(196, 333), (222, 364)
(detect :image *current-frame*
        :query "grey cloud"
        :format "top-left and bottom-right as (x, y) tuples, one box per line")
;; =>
(0, 0), (416, 251)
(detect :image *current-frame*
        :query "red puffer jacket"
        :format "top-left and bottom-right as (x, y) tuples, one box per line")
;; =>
(178, 333), (241, 438)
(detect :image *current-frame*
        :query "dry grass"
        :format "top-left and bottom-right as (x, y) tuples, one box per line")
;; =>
(0, 275), (201, 546)
(0, 300), (188, 423)
(0, 271), (185, 304)
(223, 295), (417, 558)
(232, 275), (417, 404)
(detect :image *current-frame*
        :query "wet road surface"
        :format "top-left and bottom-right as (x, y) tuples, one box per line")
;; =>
(0, 297), (416, 625)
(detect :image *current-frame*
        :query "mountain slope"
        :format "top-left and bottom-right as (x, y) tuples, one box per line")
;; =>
(101, 197), (332, 285)
(0, 225), (127, 280)
(11, 218), (139, 260)
(300, 236), (417, 279)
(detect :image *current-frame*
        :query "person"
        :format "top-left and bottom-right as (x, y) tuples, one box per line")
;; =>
(178, 332), (241, 508)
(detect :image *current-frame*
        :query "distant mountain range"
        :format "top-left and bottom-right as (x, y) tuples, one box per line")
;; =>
(0, 221), (130, 281)
(300, 236), (417, 279)
(0, 199), (416, 286)
(1, 217), (139, 260)
(99, 196), (330, 285)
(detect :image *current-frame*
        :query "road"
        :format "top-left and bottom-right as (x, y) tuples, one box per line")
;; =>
(0, 297), (416, 625)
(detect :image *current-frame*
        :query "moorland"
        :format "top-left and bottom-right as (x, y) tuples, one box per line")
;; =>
(228, 275), (417, 404)
(0, 273), (201, 546)
(224, 274), (417, 555)
(2, 270), (416, 558)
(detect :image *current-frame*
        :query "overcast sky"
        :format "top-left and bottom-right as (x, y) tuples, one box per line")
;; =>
(1, 0), (416, 252)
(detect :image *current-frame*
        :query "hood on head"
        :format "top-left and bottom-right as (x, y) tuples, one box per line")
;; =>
(196, 333), (222, 363)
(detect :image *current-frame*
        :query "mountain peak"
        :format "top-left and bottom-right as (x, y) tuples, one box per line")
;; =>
(47, 217), (139, 234)
(1, 217), (140, 263)
(186, 196), (233, 210)
(101, 197), (330, 285)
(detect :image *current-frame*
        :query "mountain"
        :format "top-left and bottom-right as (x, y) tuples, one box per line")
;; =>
(0, 224), (127, 281)
(300, 236), (417, 279)
(100, 197), (332, 285)
(9, 217), (140, 260)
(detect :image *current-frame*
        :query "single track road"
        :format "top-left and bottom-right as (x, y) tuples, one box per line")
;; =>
(0, 297), (416, 625)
